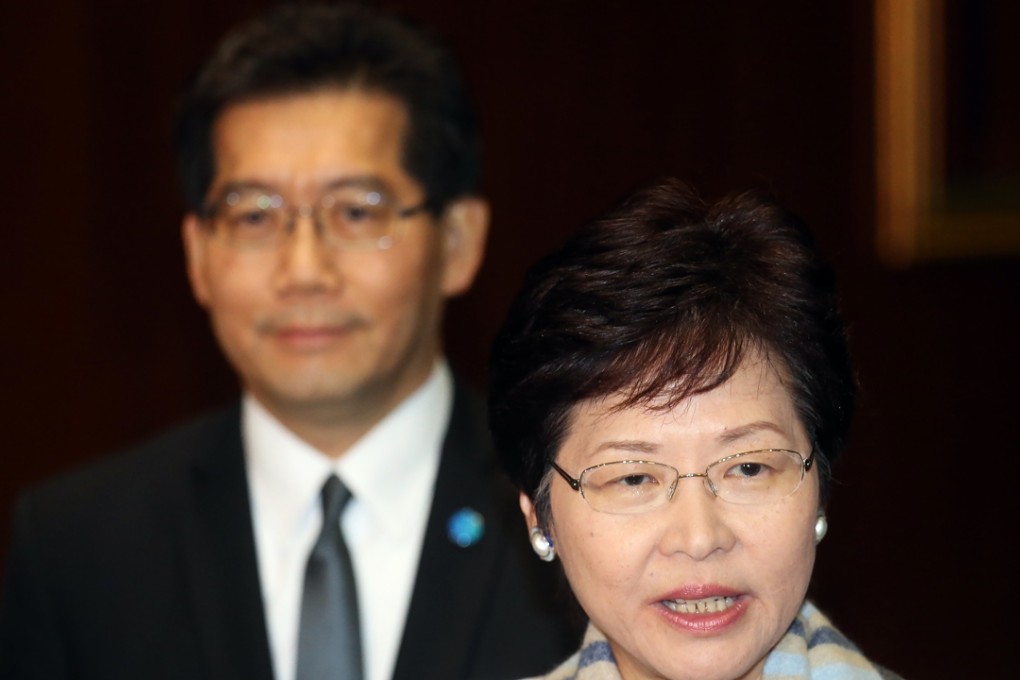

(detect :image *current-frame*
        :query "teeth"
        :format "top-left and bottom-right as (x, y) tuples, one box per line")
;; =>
(662, 596), (736, 614)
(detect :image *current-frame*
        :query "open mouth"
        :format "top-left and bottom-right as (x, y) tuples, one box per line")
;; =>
(661, 596), (737, 614)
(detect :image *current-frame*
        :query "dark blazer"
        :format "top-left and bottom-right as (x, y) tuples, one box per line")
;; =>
(0, 384), (581, 680)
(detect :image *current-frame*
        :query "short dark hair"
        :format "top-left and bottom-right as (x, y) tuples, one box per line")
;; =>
(488, 178), (856, 523)
(174, 2), (480, 213)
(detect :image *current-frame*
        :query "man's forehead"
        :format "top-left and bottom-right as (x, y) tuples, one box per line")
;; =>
(207, 89), (418, 199)
(212, 89), (409, 153)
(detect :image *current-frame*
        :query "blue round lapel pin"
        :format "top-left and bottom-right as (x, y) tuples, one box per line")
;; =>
(447, 507), (485, 548)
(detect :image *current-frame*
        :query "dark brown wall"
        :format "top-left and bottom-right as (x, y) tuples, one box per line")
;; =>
(2, 2), (1016, 677)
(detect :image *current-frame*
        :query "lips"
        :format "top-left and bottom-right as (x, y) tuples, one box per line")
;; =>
(661, 595), (736, 614)
(257, 309), (364, 331)
(270, 322), (360, 351)
(275, 325), (346, 339)
(655, 586), (748, 633)
(273, 320), (349, 333)
(257, 310), (368, 345)
(254, 311), (367, 354)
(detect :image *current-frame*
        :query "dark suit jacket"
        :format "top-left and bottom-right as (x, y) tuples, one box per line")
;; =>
(0, 384), (581, 680)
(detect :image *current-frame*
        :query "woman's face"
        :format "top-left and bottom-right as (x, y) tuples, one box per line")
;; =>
(524, 355), (819, 680)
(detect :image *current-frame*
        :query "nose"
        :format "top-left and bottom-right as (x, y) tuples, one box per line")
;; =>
(273, 210), (340, 294)
(657, 475), (737, 561)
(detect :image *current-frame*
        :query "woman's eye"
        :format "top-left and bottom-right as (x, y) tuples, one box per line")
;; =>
(729, 462), (770, 479)
(612, 474), (658, 487)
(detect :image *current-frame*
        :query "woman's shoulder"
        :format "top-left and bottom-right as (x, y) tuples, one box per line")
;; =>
(875, 664), (906, 680)
(519, 647), (582, 680)
(796, 602), (907, 680)
(520, 623), (620, 680)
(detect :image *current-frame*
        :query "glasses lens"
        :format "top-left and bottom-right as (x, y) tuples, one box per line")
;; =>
(211, 191), (285, 247)
(581, 461), (677, 515)
(320, 187), (396, 247)
(707, 449), (806, 505)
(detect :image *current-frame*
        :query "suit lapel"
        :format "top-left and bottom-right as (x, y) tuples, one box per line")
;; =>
(392, 383), (516, 680)
(173, 407), (275, 680)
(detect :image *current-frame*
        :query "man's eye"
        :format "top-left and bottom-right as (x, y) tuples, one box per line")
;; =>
(342, 205), (372, 221)
(233, 210), (272, 226)
(335, 202), (385, 222)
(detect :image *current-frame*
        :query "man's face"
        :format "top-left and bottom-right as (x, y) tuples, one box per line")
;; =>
(183, 89), (486, 433)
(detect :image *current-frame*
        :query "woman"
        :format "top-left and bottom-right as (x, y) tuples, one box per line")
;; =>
(488, 178), (901, 680)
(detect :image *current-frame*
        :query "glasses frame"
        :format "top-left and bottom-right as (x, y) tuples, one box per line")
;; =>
(199, 186), (430, 251)
(548, 448), (815, 513)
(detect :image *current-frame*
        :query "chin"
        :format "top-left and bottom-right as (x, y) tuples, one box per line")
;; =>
(614, 623), (770, 680)
(646, 657), (763, 680)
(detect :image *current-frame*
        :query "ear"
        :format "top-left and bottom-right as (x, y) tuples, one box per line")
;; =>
(182, 213), (211, 308)
(521, 491), (556, 545)
(438, 196), (489, 297)
(519, 491), (539, 529)
(518, 489), (550, 538)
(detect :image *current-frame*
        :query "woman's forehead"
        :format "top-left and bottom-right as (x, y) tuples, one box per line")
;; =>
(561, 356), (804, 457)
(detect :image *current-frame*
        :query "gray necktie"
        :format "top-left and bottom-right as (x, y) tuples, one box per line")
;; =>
(296, 475), (363, 680)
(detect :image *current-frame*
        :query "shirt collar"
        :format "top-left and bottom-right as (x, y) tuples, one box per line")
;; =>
(244, 361), (452, 538)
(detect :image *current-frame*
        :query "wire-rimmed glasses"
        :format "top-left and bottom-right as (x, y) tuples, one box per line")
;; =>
(199, 181), (429, 250)
(549, 448), (815, 515)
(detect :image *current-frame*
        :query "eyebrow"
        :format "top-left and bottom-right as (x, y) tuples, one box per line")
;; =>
(590, 421), (787, 457)
(592, 440), (659, 456)
(210, 176), (393, 202)
(322, 176), (392, 193)
(716, 421), (788, 445)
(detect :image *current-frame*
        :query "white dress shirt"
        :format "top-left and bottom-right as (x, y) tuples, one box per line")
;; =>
(244, 362), (451, 680)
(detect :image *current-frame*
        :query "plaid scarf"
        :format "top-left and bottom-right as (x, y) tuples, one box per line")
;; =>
(530, 601), (887, 680)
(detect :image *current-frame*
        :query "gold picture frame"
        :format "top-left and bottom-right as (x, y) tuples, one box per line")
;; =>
(874, 0), (1020, 265)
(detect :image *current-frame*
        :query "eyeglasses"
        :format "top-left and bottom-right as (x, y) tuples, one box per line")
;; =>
(549, 449), (815, 515)
(199, 183), (429, 250)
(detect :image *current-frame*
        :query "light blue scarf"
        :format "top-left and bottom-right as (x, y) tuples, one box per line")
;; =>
(530, 601), (889, 680)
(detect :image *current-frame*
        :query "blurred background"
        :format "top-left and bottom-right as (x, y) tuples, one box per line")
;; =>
(1, 1), (1017, 677)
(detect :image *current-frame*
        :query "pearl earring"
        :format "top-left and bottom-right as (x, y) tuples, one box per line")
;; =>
(529, 527), (556, 562)
(814, 512), (828, 544)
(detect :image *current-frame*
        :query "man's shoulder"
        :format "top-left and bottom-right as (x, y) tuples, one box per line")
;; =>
(437, 379), (517, 506)
(115, 402), (242, 465)
(444, 379), (494, 460)
(15, 404), (241, 527)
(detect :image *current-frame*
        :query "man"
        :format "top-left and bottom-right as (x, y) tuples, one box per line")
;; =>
(0, 4), (579, 680)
